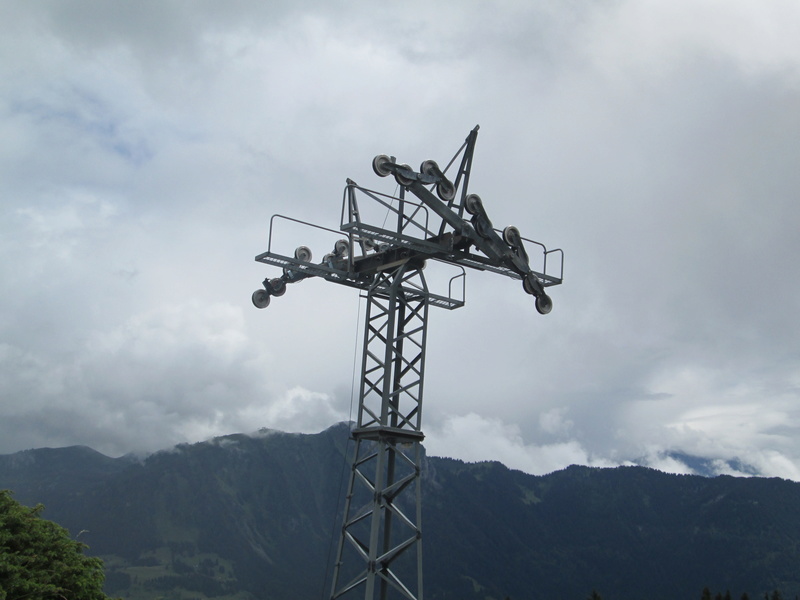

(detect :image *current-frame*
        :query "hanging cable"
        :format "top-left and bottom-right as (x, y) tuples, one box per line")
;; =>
(320, 289), (363, 600)
(380, 182), (400, 230)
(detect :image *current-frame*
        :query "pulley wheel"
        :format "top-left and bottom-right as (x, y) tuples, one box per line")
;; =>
(535, 293), (553, 315)
(372, 154), (392, 177)
(334, 239), (350, 256)
(420, 159), (440, 176)
(522, 275), (537, 295)
(437, 179), (456, 202)
(394, 164), (415, 187)
(503, 225), (521, 246)
(294, 245), (312, 262)
(465, 194), (483, 215)
(252, 289), (270, 309)
(394, 164), (414, 187)
(269, 278), (286, 297)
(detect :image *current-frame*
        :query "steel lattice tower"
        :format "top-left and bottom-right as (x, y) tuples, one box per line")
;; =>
(252, 126), (563, 600)
(331, 261), (428, 599)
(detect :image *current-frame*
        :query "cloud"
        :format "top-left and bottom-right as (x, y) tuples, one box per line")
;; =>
(581, 0), (800, 80)
(1, 1), (800, 482)
(0, 295), (360, 456)
(234, 386), (349, 436)
(425, 412), (615, 476)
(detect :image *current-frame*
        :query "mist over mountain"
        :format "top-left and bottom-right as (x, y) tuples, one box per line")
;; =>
(2, 423), (800, 600)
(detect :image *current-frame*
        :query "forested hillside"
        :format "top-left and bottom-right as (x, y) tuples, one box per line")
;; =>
(3, 423), (800, 600)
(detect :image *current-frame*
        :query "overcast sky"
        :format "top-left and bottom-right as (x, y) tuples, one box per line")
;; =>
(1, 1), (799, 479)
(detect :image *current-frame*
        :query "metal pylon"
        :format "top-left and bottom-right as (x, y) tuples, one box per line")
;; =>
(330, 261), (428, 600)
(251, 126), (564, 600)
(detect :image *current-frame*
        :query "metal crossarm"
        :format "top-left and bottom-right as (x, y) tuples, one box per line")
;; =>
(251, 126), (563, 600)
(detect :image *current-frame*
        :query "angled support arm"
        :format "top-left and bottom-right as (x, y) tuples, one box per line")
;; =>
(404, 179), (553, 314)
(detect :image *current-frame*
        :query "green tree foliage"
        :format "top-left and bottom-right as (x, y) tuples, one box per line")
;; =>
(0, 490), (112, 600)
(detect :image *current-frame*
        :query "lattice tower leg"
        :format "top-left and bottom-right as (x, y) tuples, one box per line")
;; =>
(330, 263), (428, 600)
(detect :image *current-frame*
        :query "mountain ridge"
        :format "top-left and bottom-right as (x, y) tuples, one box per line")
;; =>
(2, 422), (800, 600)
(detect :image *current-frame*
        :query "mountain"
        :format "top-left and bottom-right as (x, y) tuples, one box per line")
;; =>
(2, 423), (800, 600)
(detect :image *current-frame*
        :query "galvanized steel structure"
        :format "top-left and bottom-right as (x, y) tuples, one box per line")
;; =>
(252, 126), (563, 600)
